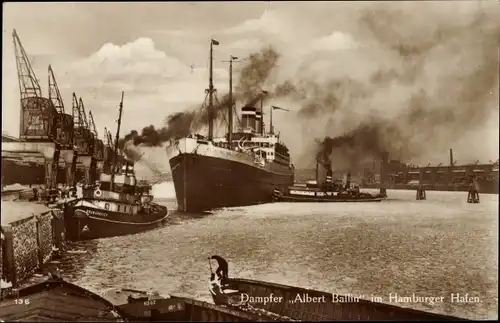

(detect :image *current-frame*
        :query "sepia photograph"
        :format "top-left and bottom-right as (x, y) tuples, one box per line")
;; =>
(1, 1), (498, 321)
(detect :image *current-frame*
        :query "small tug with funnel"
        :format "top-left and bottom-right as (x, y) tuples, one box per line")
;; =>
(62, 92), (168, 241)
(274, 159), (385, 203)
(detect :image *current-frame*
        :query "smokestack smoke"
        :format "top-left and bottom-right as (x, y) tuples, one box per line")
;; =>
(120, 3), (498, 170)
(283, 3), (499, 169)
(121, 140), (162, 175)
(121, 46), (280, 148)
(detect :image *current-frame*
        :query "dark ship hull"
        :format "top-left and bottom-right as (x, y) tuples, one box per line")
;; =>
(63, 198), (169, 241)
(210, 277), (466, 321)
(104, 288), (284, 322)
(277, 193), (385, 203)
(166, 136), (294, 212)
(169, 153), (294, 212)
(0, 278), (127, 321)
(475, 178), (499, 194)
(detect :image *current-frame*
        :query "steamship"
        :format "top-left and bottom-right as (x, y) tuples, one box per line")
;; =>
(275, 160), (385, 203)
(165, 40), (294, 212)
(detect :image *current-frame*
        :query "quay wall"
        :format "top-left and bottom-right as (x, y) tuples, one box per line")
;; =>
(1, 202), (65, 289)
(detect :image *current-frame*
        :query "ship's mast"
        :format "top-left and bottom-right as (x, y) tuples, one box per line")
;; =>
(315, 160), (319, 184)
(207, 39), (219, 141)
(270, 105), (290, 135)
(260, 90), (268, 135)
(111, 91), (125, 190)
(270, 106), (275, 135)
(228, 55), (238, 149)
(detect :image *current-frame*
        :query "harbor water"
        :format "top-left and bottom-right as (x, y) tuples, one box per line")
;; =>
(56, 182), (497, 320)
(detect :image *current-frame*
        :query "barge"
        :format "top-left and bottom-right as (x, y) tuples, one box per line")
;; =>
(104, 287), (292, 321)
(0, 278), (127, 321)
(208, 256), (466, 321)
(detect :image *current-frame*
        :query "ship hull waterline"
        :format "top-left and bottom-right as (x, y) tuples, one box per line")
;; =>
(169, 153), (294, 212)
(63, 199), (169, 241)
(276, 194), (385, 203)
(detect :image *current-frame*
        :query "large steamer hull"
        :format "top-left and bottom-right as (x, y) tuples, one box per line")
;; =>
(475, 179), (499, 194)
(167, 138), (294, 212)
(170, 154), (293, 212)
(64, 200), (168, 241)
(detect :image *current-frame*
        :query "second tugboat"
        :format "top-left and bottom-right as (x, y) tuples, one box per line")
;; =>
(275, 160), (385, 203)
(63, 92), (169, 241)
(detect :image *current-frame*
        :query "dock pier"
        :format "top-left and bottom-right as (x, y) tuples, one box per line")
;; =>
(1, 196), (65, 294)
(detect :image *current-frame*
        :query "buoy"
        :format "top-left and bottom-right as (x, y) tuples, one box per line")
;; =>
(94, 189), (102, 197)
(416, 185), (426, 200)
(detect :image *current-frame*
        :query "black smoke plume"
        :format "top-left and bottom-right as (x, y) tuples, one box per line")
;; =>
(119, 46), (280, 158)
(278, 2), (499, 170)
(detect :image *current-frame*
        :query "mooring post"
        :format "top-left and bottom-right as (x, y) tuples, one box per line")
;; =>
(467, 182), (480, 203)
(416, 184), (427, 200)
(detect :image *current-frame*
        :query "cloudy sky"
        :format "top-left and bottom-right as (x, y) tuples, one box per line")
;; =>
(3, 1), (499, 171)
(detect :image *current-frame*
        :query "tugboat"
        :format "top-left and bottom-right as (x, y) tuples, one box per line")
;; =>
(275, 161), (384, 203)
(136, 179), (154, 204)
(63, 92), (169, 241)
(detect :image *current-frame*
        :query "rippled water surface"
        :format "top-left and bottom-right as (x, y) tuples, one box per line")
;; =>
(60, 185), (497, 320)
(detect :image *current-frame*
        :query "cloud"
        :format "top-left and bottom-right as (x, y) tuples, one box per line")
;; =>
(309, 31), (359, 52)
(224, 9), (285, 35)
(60, 37), (230, 135)
(78, 38), (183, 76)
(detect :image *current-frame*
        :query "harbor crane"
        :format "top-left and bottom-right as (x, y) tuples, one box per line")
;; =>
(88, 110), (104, 163)
(72, 93), (90, 155)
(13, 29), (57, 141)
(72, 94), (94, 184)
(10, 29), (60, 198)
(88, 111), (98, 139)
(103, 126), (115, 173)
(78, 98), (90, 130)
(48, 65), (74, 149)
(104, 127), (113, 147)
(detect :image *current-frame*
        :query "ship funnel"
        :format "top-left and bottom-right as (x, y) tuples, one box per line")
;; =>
(316, 161), (330, 188)
(326, 166), (333, 184)
(241, 106), (257, 132)
(449, 148), (454, 167)
(255, 110), (262, 134)
(380, 151), (389, 197)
